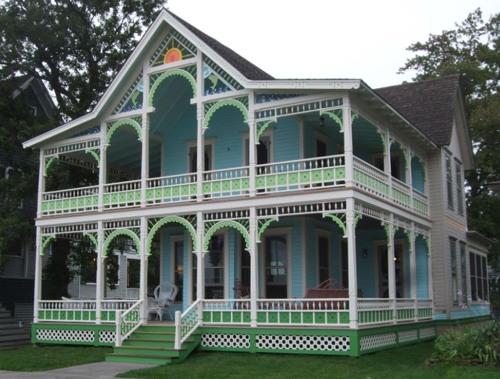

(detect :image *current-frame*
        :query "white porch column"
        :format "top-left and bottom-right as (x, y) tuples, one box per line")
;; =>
(196, 52), (205, 202)
(248, 94), (256, 196)
(384, 132), (392, 191)
(408, 223), (418, 321)
(37, 149), (45, 218)
(139, 216), (149, 322)
(342, 99), (354, 186)
(95, 221), (104, 324)
(196, 211), (205, 319)
(140, 117), (150, 207)
(33, 227), (42, 323)
(249, 207), (258, 327)
(346, 198), (358, 328)
(386, 214), (397, 323)
(98, 121), (107, 212)
(196, 107), (205, 202)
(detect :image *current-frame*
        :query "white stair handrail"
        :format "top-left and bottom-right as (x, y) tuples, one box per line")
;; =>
(174, 299), (202, 350)
(115, 299), (143, 347)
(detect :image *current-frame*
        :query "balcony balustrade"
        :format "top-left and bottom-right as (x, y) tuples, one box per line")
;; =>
(40, 154), (429, 217)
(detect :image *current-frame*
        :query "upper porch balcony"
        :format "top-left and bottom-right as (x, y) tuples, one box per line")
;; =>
(38, 75), (430, 220)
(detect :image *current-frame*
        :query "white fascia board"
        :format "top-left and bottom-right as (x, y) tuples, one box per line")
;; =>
(246, 79), (361, 90)
(455, 90), (474, 171)
(359, 82), (439, 150)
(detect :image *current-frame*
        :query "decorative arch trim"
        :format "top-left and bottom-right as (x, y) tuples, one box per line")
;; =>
(41, 235), (56, 256)
(103, 229), (140, 257)
(149, 69), (197, 106)
(83, 232), (98, 249)
(86, 150), (100, 166)
(323, 213), (346, 237)
(204, 220), (250, 251)
(106, 118), (142, 145)
(204, 99), (249, 129)
(147, 216), (197, 255)
(44, 156), (59, 176)
(320, 110), (343, 132)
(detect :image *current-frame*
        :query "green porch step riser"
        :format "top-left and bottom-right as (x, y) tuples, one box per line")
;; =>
(129, 333), (177, 340)
(123, 340), (176, 348)
(114, 347), (182, 357)
(136, 326), (176, 333)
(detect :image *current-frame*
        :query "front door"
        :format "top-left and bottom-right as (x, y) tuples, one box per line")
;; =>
(377, 243), (404, 298)
(264, 235), (288, 298)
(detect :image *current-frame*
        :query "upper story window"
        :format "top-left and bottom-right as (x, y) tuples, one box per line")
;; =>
(460, 242), (467, 299)
(244, 134), (272, 166)
(456, 162), (464, 215)
(446, 155), (453, 210)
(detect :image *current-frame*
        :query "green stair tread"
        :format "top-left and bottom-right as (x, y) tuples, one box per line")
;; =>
(133, 331), (175, 335)
(118, 346), (186, 351)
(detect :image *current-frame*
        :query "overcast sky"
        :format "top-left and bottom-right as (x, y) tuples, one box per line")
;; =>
(169, 0), (499, 89)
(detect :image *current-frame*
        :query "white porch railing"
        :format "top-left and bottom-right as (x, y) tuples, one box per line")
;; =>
(37, 300), (97, 323)
(353, 157), (390, 198)
(256, 298), (350, 326)
(203, 167), (250, 198)
(413, 189), (429, 216)
(41, 186), (99, 215)
(256, 155), (345, 193)
(174, 299), (202, 350)
(115, 299), (143, 347)
(103, 179), (142, 209)
(392, 178), (411, 208)
(146, 173), (197, 203)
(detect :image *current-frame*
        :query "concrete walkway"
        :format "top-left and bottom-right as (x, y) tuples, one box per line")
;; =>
(0, 362), (155, 379)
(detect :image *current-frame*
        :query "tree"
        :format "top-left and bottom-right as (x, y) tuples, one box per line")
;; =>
(0, 0), (166, 293)
(399, 8), (500, 309)
(0, 0), (166, 120)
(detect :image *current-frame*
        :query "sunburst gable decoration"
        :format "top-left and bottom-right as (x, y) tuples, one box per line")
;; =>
(153, 37), (195, 66)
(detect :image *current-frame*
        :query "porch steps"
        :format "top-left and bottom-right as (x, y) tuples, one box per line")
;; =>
(0, 304), (31, 348)
(105, 325), (200, 365)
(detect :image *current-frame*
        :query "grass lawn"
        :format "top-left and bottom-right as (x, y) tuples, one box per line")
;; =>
(0, 345), (112, 372)
(119, 342), (499, 379)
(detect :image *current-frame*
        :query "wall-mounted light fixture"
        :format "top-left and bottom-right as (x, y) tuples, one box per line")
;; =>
(319, 115), (325, 127)
(362, 248), (368, 259)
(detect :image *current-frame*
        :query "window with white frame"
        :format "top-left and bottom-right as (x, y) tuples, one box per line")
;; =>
(243, 132), (272, 166)
(193, 234), (225, 299)
(187, 139), (214, 173)
(341, 239), (348, 289)
(456, 162), (464, 215)
(446, 155), (453, 209)
(469, 251), (489, 301)
(450, 238), (458, 304)
(264, 234), (288, 298)
(240, 235), (251, 289)
(460, 242), (467, 300)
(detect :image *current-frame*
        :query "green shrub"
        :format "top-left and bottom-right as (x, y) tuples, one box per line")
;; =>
(431, 322), (500, 365)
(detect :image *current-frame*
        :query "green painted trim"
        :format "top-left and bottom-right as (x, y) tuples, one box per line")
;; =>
(204, 99), (249, 129)
(106, 118), (142, 145)
(149, 69), (197, 106)
(354, 214), (362, 228)
(83, 232), (98, 249)
(256, 120), (275, 142)
(147, 216), (197, 254)
(257, 218), (278, 243)
(204, 220), (250, 251)
(320, 109), (343, 132)
(32, 323), (116, 347)
(44, 156), (58, 176)
(323, 213), (346, 237)
(103, 229), (140, 256)
(41, 235), (55, 256)
(86, 150), (100, 166)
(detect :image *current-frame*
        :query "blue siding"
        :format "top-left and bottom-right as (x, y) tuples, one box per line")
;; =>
(411, 156), (425, 193)
(274, 117), (300, 162)
(161, 227), (187, 315)
(416, 236), (429, 298)
(355, 230), (384, 298)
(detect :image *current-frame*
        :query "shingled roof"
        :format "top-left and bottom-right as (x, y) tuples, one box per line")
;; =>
(168, 10), (274, 81)
(376, 75), (461, 146)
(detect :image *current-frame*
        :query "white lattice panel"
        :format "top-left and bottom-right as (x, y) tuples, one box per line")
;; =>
(201, 333), (250, 349)
(99, 330), (116, 344)
(36, 329), (94, 343)
(398, 329), (418, 343)
(256, 334), (349, 352)
(419, 327), (436, 339)
(360, 332), (396, 351)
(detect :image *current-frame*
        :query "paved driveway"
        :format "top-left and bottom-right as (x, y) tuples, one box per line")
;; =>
(0, 362), (154, 379)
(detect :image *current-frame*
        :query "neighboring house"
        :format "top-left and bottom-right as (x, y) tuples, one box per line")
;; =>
(23, 10), (491, 363)
(0, 75), (55, 323)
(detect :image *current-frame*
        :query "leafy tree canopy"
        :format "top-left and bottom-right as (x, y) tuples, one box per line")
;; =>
(399, 8), (500, 238)
(0, 0), (166, 120)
